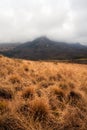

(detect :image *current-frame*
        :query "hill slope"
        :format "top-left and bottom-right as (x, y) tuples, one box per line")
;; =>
(2, 37), (87, 60)
(0, 55), (87, 130)
(0, 43), (20, 52)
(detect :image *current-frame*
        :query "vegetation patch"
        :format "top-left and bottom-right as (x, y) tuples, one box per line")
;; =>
(0, 101), (9, 115)
(22, 87), (35, 100)
(0, 115), (26, 130)
(0, 87), (14, 99)
(0, 56), (87, 130)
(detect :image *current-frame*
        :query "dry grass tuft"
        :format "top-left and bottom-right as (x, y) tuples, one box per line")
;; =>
(30, 98), (50, 122)
(19, 98), (50, 122)
(50, 86), (66, 102)
(67, 90), (83, 106)
(18, 103), (31, 117)
(0, 115), (26, 130)
(9, 74), (21, 84)
(0, 87), (14, 99)
(22, 87), (35, 100)
(0, 101), (9, 115)
(61, 107), (87, 130)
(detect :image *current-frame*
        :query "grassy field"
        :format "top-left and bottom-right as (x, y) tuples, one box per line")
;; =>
(0, 55), (87, 130)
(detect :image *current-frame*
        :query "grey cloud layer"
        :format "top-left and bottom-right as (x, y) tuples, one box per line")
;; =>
(0, 0), (87, 44)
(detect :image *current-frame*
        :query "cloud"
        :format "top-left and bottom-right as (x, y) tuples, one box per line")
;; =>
(68, 0), (87, 44)
(0, 0), (87, 44)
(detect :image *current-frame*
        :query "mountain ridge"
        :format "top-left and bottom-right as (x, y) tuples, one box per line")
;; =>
(0, 37), (87, 60)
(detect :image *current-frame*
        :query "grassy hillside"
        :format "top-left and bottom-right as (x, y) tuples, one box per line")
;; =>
(0, 55), (87, 130)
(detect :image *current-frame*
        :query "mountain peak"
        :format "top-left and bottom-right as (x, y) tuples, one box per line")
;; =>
(34, 36), (50, 42)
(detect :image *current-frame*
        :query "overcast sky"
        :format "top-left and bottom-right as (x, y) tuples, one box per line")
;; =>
(0, 0), (87, 44)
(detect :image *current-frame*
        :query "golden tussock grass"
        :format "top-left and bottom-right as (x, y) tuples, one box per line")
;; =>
(0, 100), (9, 115)
(0, 55), (87, 130)
(22, 86), (36, 100)
(0, 87), (14, 99)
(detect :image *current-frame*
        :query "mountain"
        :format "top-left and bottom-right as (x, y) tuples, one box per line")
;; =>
(1, 36), (87, 60)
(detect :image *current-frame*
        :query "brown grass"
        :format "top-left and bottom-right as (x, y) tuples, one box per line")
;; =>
(0, 115), (26, 130)
(0, 87), (14, 99)
(30, 98), (50, 122)
(22, 87), (35, 100)
(67, 90), (82, 106)
(0, 55), (87, 130)
(0, 101), (9, 115)
(50, 86), (66, 102)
